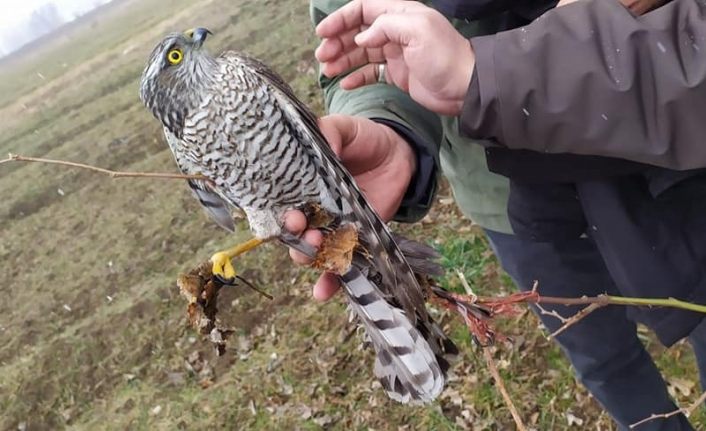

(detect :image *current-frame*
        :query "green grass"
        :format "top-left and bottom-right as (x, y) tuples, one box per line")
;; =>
(0, 0), (703, 429)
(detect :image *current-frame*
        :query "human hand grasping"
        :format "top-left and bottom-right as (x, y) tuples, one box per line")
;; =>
(284, 114), (417, 300)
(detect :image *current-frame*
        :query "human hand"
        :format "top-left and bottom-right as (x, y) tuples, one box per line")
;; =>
(315, 0), (474, 116)
(284, 114), (417, 301)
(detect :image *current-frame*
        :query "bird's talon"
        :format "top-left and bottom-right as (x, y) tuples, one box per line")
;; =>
(215, 274), (237, 285)
(211, 251), (236, 284)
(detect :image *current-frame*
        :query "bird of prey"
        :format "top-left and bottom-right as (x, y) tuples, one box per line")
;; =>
(139, 27), (457, 403)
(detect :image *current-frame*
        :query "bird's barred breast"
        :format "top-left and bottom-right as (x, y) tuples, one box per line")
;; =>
(181, 77), (322, 213)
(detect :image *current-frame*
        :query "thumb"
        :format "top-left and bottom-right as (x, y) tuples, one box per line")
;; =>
(354, 13), (417, 48)
(317, 115), (347, 156)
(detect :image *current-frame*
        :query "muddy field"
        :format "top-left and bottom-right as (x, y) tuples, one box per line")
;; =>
(0, 0), (702, 429)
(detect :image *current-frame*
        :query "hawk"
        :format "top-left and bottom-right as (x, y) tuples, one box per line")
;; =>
(139, 28), (457, 403)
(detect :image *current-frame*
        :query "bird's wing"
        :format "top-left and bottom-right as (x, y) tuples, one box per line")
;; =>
(164, 128), (237, 232)
(187, 179), (236, 232)
(224, 52), (457, 403)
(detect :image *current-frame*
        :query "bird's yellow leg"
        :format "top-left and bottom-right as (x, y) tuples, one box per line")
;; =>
(210, 237), (265, 282)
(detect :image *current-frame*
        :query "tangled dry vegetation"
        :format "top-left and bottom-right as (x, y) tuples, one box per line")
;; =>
(1, 0), (705, 429)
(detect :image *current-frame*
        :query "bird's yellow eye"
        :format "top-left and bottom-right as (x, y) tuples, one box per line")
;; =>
(167, 49), (183, 65)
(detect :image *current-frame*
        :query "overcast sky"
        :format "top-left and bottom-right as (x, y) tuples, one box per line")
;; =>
(0, 0), (110, 55)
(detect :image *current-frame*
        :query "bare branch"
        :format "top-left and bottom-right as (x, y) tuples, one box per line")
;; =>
(1, 153), (209, 182)
(483, 348), (527, 431)
(456, 270), (476, 300)
(549, 303), (604, 339)
(630, 390), (706, 429)
(630, 409), (688, 429)
(535, 302), (569, 324)
(432, 278), (706, 429)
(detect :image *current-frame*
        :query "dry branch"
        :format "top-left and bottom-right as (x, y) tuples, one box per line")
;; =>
(549, 303), (605, 339)
(1, 153), (209, 181)
(483, 348), (527, 431)
(432, 283), (706, 430)
(630, 390), (706, 429)
(456, 270), (476, 298)
(535, 302), (570, 324)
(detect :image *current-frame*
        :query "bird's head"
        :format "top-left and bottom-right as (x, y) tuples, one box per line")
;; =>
(139, 27), (216, 136)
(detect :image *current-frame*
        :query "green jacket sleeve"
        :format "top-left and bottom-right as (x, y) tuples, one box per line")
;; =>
(310, 0), (444, 222)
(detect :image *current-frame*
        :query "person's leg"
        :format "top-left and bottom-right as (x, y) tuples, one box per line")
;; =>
(485, 229), (692, 430)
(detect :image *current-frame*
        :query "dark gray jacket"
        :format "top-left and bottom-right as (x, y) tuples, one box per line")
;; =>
(462, 0), (706, 170)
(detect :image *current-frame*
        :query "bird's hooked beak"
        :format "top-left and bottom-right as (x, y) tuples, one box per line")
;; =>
(184, 27), (212, 48)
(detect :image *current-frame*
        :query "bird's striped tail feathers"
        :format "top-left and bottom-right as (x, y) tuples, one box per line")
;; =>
(340, 266), (443, 403)
(340, 236), (459, 404)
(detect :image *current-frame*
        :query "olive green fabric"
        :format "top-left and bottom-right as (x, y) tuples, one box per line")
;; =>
(309, 0), (512, 233)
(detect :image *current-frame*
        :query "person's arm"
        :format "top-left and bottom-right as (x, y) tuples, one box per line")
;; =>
(311, 0), (444, 222)
(461, 0), (706, 170)
(317, 0), (706, 170)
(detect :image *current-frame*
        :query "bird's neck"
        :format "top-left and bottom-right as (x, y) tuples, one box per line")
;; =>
(161, 56), (219, 138)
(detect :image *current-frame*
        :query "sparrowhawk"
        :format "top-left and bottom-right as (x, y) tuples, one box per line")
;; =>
(139, 28), (457, 403)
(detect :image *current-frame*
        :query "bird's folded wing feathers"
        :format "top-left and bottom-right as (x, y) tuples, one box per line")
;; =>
(187, 179), (236, 232)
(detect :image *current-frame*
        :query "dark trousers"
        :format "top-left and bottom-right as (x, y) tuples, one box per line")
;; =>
(485, 229), (706, 430)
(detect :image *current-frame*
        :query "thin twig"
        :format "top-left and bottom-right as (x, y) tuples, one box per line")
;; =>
(535, 302), (569, 324)
(549, 303), (604, 338)
(1, 153), (209, 181)
(630, 390), (706, 429)
(483, 348), (527, 431)
(456, 270), (476, 300)
(630, 410), (687, 429)
(529, 280), (539, 295)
